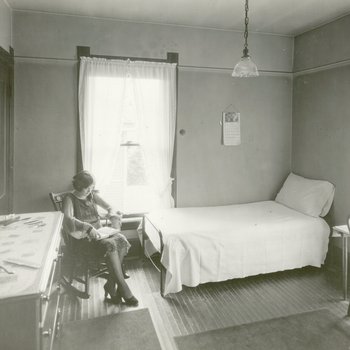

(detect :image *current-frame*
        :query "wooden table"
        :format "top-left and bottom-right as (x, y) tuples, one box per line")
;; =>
(332, 224), (350, 300)
(0, 211), (63, 350)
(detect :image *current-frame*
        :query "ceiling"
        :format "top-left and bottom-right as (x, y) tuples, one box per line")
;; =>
(6, 0), (350, 36)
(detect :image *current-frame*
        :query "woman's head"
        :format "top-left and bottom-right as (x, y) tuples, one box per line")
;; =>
(72, 170), (95, 192)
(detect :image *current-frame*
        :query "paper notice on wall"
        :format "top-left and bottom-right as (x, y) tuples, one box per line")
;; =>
(222, 112), (241, 146)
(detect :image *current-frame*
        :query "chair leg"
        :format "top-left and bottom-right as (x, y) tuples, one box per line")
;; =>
(85, 268), (90, 296)
(63, 256), (109, 300)
(61, 256), (91, 299)
(62, 278), (91, 299)
(69, 263), (75, 284)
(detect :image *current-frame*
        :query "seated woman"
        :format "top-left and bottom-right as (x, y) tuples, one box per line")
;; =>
(62, 170), (138, 307)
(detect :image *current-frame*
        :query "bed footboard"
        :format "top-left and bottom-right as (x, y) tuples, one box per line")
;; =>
(142, 215), (166, 297)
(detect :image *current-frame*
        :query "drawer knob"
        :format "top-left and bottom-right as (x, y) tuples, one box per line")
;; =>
(55, 322), (61, 337)
(41, 294), (50, 302)
(42, 328), (52, 337)
(55, 308), (62, 337)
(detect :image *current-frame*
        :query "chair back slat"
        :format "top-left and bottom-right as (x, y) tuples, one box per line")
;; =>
(49, 192), (69, 212)
(49, 191), (71, 246)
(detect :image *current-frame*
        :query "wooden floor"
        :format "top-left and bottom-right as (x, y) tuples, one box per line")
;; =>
(58, 259), (350, 350)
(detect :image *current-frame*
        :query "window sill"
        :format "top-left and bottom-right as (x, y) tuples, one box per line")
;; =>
(121, 217), (142, 231)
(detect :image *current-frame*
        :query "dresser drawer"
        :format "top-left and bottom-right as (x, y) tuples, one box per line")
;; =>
(41, 288), (62, 350)
(40, 248), (63, 350)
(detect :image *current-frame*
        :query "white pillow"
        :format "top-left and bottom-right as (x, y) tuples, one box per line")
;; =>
(275, 173), (335, 217)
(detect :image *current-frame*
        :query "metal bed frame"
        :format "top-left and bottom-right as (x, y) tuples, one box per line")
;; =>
(142, 215), (167, 297)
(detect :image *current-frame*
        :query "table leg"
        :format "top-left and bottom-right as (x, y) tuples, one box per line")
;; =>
(343, 235), (348, 300)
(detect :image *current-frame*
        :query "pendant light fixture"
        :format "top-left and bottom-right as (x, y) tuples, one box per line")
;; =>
(232, 0), (259, 77)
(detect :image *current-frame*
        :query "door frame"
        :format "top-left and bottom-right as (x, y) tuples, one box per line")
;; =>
(0, 46), (14, 214)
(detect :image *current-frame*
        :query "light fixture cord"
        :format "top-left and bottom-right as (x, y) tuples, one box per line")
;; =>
(243, 0), (249, 57)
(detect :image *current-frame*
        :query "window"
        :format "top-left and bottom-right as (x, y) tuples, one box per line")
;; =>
(79, 57), (176, 214)
(95, 76), (159, 212)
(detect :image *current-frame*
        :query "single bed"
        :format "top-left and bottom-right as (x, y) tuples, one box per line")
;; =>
(142, 173), (335, 296)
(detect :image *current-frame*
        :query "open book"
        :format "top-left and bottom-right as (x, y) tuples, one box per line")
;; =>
(97, 226), (120, 240)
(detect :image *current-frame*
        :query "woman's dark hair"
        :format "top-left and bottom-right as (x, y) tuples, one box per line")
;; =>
(72, 170), (94, 191)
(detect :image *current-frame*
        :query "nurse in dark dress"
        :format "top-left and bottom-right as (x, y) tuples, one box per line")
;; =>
(62, 170), (138, 306)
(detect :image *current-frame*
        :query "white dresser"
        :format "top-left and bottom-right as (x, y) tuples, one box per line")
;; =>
(0, 212), (63, 350)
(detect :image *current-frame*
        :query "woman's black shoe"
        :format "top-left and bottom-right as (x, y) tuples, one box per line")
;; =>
(103, 282), (121, 304)
(122, 295), (138, 307)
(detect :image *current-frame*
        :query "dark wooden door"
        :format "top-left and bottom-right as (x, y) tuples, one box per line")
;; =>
(0, 47), (14, 215)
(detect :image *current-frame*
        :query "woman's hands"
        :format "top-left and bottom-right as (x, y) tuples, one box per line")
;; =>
(107, 209), (123, 230)
(107, 208), (123, 217)
(86, 225), (101, 241)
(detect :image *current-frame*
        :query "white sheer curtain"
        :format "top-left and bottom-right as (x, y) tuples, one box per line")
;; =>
(79, 57), (177, 210)
(79, 57), (128, 192)
(132, 61), (177, 209)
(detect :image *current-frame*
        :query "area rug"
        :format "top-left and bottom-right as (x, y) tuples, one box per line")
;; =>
(175, 309), (350, 350)
(56, 308), (161, 350)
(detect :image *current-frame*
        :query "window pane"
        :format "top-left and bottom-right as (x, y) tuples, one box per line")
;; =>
(92, 75), (165, 214)
(120, 77), (139, 143)
(121, 128), (138, 144)
(127, 147), (146, 186)
(99, 146), (156, 213)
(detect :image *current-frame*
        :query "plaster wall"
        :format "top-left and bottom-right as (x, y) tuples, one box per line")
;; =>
(292, 14), (350, 225)
(0, 0), (11, 52)
(12, 11), (293, 212)
(13, 11), (293, 72)
(294, 15), (350, 72)
(177, 69), (292, 207)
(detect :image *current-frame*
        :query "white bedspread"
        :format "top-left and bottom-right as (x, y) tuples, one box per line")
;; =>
(144, 200), (330, 295)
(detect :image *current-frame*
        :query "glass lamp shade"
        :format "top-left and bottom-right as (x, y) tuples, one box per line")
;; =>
(232, 55), (259, 77)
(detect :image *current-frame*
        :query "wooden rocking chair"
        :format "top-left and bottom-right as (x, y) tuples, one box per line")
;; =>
(49, 191), (109, 299)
